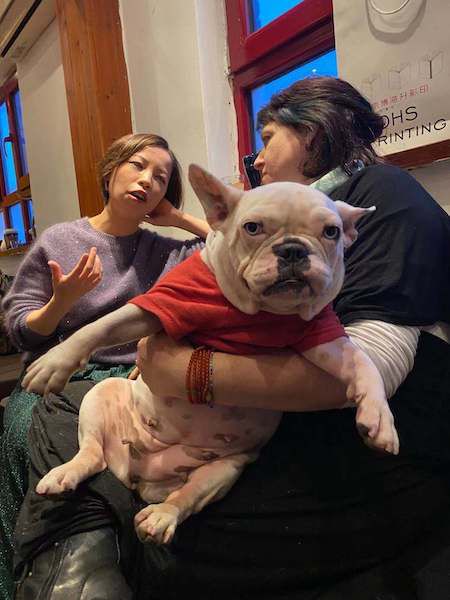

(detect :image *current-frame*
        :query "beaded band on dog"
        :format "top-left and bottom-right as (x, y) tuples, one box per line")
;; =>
(186, 346), (214, 407)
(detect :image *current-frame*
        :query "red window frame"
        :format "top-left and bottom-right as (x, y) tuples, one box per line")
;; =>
(226, 0), (450, 170)
(225, 0), (334, 168)
(0, 77), (32, 247)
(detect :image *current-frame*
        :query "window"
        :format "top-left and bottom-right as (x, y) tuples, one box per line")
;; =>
(0, 78), (32, 249)
(249, 0), (305, 31)
(225, 0), (335, 174)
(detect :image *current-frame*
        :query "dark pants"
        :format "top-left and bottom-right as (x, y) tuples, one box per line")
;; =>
(14, 528), (132, 600)
(13, 334), (450, 599)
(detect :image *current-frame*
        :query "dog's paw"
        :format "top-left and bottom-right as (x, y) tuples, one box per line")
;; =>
(36, 463), (82, 495)
(356, 400), (399, 455)
(134, 502), (180, 545)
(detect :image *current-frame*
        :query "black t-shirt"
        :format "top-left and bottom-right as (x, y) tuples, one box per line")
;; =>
(14, 165), (450, 599)
(331, 164), (450, 326)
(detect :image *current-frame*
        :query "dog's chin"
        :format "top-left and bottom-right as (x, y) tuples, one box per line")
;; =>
(262, 279), (311, 298)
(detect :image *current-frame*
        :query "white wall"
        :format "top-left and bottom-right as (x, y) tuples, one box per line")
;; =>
(119, 0), (238, 238)
(410, 160), (450, 214)
(0, 19), (79, 275)
(16, 19), (79, 234)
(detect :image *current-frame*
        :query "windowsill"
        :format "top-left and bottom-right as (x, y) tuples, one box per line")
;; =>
(0, 245), (30, 257)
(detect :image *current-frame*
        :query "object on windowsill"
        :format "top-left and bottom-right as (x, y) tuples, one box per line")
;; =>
(2, 228), (19, 250)
(28, 219), (36, 241)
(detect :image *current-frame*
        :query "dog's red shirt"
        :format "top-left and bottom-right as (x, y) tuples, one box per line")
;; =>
(130, 251), (345, 355)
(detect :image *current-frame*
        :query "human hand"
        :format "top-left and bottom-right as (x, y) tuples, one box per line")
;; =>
(127, 365), (140, 380)
(22, 335), (91, 395)
(49, 247), (102, 308)
(143, 198), (182, 228)
(136, 333), (192, 398)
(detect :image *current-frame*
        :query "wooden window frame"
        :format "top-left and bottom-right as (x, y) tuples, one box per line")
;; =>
(0, 77), (31, 247)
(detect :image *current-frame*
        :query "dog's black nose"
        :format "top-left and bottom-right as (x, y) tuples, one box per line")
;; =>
(273, 242), (309, 263)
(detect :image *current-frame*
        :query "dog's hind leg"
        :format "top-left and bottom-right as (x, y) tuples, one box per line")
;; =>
(135, 451), (256, 545)
(35, 379), (114, 495)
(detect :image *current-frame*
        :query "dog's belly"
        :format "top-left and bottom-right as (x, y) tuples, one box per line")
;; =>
(101, 376), (281, 492)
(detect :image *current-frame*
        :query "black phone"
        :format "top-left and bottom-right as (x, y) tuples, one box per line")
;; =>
(242, 153), (261, 188)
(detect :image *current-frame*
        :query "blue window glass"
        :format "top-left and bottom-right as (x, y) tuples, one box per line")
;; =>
(0, 210), (5, 243)
(9, 203), (25, 244)
(12, 90), (28, 175)
(0, 101), (17, 194)
(249, 0), (304, 31)
(250, 49), (338, 151)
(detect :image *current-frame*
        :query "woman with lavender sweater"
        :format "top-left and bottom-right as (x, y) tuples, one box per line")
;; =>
(0, 133), (208, 600)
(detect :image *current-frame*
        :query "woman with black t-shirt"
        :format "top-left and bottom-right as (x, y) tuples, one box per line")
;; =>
(14, 78), (450, 600)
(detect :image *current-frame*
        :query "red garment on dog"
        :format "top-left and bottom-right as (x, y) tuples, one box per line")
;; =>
(129, 251), (345, 355)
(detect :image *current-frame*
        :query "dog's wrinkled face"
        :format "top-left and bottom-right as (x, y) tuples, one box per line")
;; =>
(189, 165), (373, 319)
(226, 184), (347, 317)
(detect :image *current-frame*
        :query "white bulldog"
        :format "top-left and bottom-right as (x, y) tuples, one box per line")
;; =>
(23, 165), (398, 545)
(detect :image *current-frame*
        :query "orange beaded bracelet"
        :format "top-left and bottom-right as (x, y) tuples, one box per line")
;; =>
(186, 346), (214, 406)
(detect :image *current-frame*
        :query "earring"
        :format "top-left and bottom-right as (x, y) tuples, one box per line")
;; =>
(102, 181), (109, 201)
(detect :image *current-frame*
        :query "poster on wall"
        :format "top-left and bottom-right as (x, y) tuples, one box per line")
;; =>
(333, 0), (450, 156)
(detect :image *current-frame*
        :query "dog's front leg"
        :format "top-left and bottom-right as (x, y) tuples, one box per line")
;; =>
(23, 305), (162, 395)
(135, 452), (254, 544)
(303, 337), (399, 455)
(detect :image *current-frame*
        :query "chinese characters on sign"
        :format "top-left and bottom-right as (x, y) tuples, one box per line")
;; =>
(333, 0), (449, 155)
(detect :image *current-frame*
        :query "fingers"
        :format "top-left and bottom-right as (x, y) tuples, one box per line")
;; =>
(80, 247), (97, 275)
(80, 247), (99, 278)
(86, 254), (103, 286)
(70, 250), (91, 278)
(144, 199), (178, 227)
(66, 247), (102, 291)
(127, 366), (140, 380)
(48, 261), (63, 288)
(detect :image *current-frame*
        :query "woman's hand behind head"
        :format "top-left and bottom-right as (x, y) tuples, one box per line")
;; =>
(143, 198), (183, 228)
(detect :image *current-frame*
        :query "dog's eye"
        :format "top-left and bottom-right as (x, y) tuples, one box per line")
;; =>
(323, 225), (340, 241)
(243, 222), (263, 236)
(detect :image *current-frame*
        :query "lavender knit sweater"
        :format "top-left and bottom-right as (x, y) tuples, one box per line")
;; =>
(2, 217), (203, 364)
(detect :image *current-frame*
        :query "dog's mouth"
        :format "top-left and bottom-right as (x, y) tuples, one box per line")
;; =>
(263, 278), (310, 296)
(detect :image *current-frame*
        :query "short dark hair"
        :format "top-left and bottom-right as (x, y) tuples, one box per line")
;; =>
(98, 133), (183, 209)
(257, 76), (384, 179)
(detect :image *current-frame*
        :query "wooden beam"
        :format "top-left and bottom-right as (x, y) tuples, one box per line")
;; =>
(386, 139), (450, 170)
(56, 0), (132, 217)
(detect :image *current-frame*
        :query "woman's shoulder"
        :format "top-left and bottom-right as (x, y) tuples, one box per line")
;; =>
(37, 218), (89, 243)
(143, 228), (205, 253)
(335, 162), (444, 217)
(355, 163), (420, 189)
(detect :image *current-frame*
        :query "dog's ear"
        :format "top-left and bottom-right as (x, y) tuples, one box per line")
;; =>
(188, 164), (243, 230)
(334, 201), (376, 248)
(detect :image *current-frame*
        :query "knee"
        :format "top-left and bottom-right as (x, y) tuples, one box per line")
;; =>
(14, 527), (132, 600)
(3, 389), (40, 435)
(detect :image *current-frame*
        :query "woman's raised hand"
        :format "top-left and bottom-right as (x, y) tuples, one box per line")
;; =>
(144, 198), (182, 228)
(49, 247), (103, 307)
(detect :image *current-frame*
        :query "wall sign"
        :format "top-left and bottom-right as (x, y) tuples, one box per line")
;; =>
(333, 0), (450, 156)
